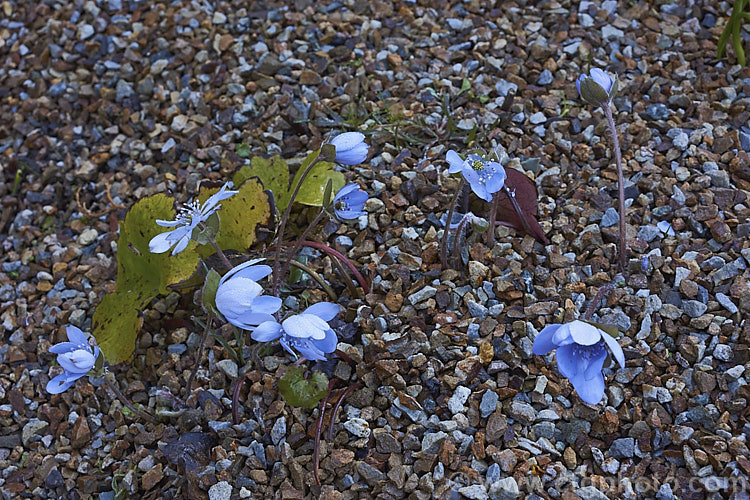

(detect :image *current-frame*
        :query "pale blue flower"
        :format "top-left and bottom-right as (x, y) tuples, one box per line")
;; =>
(576, 68), (615, 107)
(332, 183), (367, 220)
(149, 182), (238, 255)
(532, 320), (625, 405)
(330, 132), (369, 165)
(446, 150), (506, 202)
(46, 326), (100, 394)
(251, 302), (339, 361)
(215, 259), (282, 329)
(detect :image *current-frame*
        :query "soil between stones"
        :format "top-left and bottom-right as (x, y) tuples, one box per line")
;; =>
(1, 0), (750, 499)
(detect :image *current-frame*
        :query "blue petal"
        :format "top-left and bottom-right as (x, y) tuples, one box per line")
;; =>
(312, 328), (338, 354)
(304, 302), (339, 321)
(148, 231), (175, 253)
(589, 68), (613, 94)
(250, 296), (283, 315)
(295, 340), (328, 361)
(568, 320), (602, 346)
(49, 342), (77, 354)
(555, 344), (580, 380)
(446, 150), (464, 173)
(57, 350), (96, 374)
(251, 321), (283, 342)
(170, 233), (191, 255)
(532, 324), (565, 355)
(230, 263), (272, 283)
(333, 183), (359, 203)
(570, 370), (605, 405)
(46, 372), (78, 394)
(66, 326), (88, 346)
(330, 132), (365, 150)
(584, 345), (607, 381)
(218, 258), (266, 284)
(600, 330), (626, 369)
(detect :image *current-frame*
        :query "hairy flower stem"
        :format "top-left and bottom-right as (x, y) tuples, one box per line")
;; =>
(197, 222), (233, 270)
(278, 208), (326, 287)
(486, 192), (499, 247)
(104, 372), (156, 423)
(583, 284), (614, 321)
(272, 156), (325, 296)
(603, 104), (627, 274)
(452, 216), (469, 268)
(440, 178), (465, 269)
(502, 185), (535, 237)
(185, 314), (213, 401)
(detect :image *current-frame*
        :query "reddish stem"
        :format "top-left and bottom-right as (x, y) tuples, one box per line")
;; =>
(297, 240), (370, 294)
(232, 373), (244, 424)
(314, 379), (339, 486)
(328, 383), (361, 440)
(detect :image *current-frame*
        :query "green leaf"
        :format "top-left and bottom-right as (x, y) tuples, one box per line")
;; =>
(116, 194), (202, 298)
(322, 178), (333, 208)
(278, 365), (329, 408)
(288, 150), (345, 208)
(585, 320), (620, 339)
(196, 178), (274, 255)
(232, 156), (289, 207)
(458, 78), (471, 96)
(92, 291), (145, 364)
(236, 143), (251, 158)
(201, 268), (222, 317)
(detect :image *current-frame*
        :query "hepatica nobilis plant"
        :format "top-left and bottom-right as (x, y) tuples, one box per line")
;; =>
(48, 131), (373, 425)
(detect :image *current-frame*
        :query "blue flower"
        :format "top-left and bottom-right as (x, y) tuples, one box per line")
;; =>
(532, 320), (625, 405)
(330, 132), (369, 165)
(251, 302), (339, 361)
(149, 182), (238, 255)
(576, 68), (615, 107)
(46, 326), (100, 394)
(446, 151), (506, 202)
(215, 259), (282, 329)
(332, 183), (367, 220)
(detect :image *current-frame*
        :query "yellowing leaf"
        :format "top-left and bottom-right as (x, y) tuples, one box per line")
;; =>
(92, 291), (145, 364)
(196, 178), (273, 256)
(232, 152), (345, 211)
(233, 156), (289, 208)
(116, 194), (202, 297)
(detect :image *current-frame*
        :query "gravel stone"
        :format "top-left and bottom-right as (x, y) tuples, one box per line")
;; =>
(208, 481), (232, 500)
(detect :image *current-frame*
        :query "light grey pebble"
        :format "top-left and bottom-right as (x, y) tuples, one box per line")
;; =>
(208, 481), (232, 500)
(448, 386), (472, 414)
(270, 416), (286, 445)
(601, 207), (619, 227)
(489, 477), (520, 500)
(480, 390), (499, 418)
(681, 300), (707, 318)
(537, 69), (553, 85)
(422, 431), (448, 454)
(609, 437), (635, 458)
(716, 293), (738, 314)
(458, 484), (488, 500)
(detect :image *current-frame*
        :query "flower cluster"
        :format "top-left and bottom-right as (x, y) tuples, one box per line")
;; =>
(532, 320), (625, 405)
(332, 183), (367, 220)
(330, 132), (369, 165)
(215, 259), (282, 329)
(446, 150), (506, 202)
(149, 182), (238, 255)
(252, 302), (340, 361)
(47, 326), (100, 394)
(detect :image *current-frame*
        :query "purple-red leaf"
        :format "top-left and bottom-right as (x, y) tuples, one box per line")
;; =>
(496, 168), (549, 244)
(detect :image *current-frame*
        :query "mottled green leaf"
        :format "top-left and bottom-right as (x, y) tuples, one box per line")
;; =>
(232, 156), (289, 208)
(288, 150), (345, 208)
(278, 365), (329, 408)
(232, 152), (344, 211)
(92, 291), (145, 364)
(196, 178), (274, 256)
